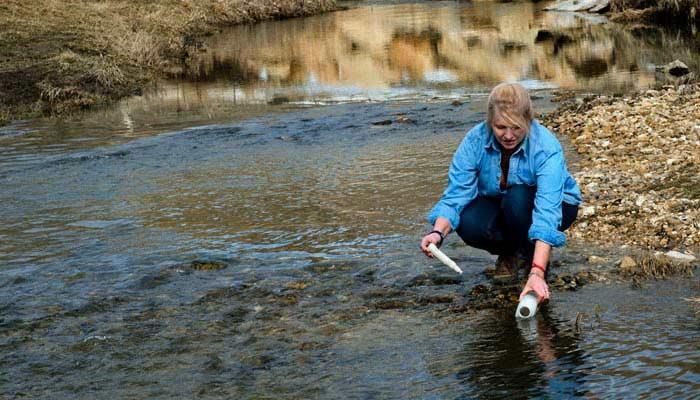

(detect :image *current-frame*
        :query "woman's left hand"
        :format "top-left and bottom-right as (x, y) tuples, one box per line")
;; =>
(520, 271), (550, 303)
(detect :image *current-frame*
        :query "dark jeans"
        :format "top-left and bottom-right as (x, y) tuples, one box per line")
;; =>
(455, 185), (578, 261)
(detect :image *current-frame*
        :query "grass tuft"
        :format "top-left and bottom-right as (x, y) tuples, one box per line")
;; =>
(621, 253), (695, 280)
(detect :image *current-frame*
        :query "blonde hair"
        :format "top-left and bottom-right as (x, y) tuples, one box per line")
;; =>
(487, 82), (534, 133)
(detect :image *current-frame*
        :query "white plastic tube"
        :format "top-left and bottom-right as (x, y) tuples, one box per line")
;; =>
(427, 243), (463, 274)
(515, 291), (538, 319)
(516, 316), (538, 342)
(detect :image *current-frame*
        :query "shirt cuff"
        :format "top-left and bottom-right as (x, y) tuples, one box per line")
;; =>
(528, 225), (566, 247)
(427, 204), (459, 230)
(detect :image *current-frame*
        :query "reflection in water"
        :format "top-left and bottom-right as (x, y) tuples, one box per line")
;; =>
(452, 308), (589, 399)
(168, 1), (700, 107)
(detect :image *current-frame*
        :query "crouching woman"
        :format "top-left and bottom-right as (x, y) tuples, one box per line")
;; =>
(420, 82), (582, 304)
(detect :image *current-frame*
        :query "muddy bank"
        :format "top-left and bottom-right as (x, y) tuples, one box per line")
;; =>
(543, 84), (700, 255)
(0, 0), (337, 124)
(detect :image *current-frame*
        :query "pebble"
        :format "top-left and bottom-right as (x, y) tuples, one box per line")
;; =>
(587, 255), (607, 264)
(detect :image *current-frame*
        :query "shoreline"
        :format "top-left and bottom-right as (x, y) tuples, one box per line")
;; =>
(1, 1), (697, 125)
(0, 0), (338, 124)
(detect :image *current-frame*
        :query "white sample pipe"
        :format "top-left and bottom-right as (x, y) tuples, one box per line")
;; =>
(427, 243), (463, 274)
(516, 316), (538, 342)
(515, 291), (538, 319)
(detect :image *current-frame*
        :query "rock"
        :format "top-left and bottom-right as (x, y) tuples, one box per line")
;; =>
(268, 96), (290, 105)
(544, 0), (610, 13)
(664, 59), (690, 77)
(580, 206), (596, 217)
(619, 256), (637, 273)
(587, 255), (607, 264)
(663, 250), (697, 263)
(371, 119), (392, 126)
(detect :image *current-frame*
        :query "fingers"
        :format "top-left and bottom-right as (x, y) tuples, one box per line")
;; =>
(538, 281), (550, 302)
(519, 288), (528, 301)
(520, 275), (551, 302)
(420, 235), (436, 257)
(543, 283), (551, 300)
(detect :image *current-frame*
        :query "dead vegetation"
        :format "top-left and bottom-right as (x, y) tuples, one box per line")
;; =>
(610, 0), (700, 23)
(0, 0), (337, 123)
(619, 253), (695, 280)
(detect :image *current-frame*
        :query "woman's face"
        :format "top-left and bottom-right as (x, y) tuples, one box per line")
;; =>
(491, 113), (527, 151)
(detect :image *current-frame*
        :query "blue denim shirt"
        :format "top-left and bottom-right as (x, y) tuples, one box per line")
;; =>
(428, 121), (582, 247)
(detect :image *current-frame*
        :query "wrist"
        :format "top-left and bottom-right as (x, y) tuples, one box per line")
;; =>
(529, 262), (546, 279)
(428, 230), (445, 247)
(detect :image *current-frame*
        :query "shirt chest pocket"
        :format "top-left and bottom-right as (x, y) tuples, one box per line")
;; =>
(514, 157), (536, 185)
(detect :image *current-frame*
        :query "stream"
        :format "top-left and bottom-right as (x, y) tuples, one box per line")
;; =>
(1, 1), (699, 398)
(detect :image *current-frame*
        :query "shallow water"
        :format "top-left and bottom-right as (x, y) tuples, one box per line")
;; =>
(2, 1), (700, 398)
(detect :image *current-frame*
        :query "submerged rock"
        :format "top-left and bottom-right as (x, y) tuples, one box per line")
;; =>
(191, 260), (227, 271)
(587, 255), (608, 264)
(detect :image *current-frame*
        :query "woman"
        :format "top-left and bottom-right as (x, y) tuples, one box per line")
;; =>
(420, 82), (581, 304)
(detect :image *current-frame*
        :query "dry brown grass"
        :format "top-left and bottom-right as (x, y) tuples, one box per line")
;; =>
(610, 0), (700, 22)
(0, 0), (336, 123)
(620, 253), (696, 281)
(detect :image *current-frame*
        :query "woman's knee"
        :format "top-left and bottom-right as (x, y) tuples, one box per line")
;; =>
(456, 197), (499, 243)
(501, 185), (535, 222)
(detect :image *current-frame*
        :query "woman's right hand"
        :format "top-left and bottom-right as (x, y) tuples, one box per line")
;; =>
(420, 231), (443, 258)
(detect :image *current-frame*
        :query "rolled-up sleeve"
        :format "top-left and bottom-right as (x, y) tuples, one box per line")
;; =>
(528, 146), (567, 246)
(427, 132), (480, 230)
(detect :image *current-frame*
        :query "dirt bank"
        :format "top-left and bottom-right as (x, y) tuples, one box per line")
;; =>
(542, 84), (700, 253)
(0, 0), (337, 124)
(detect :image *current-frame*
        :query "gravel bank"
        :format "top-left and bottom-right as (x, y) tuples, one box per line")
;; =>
(542, 85), (700, 254)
